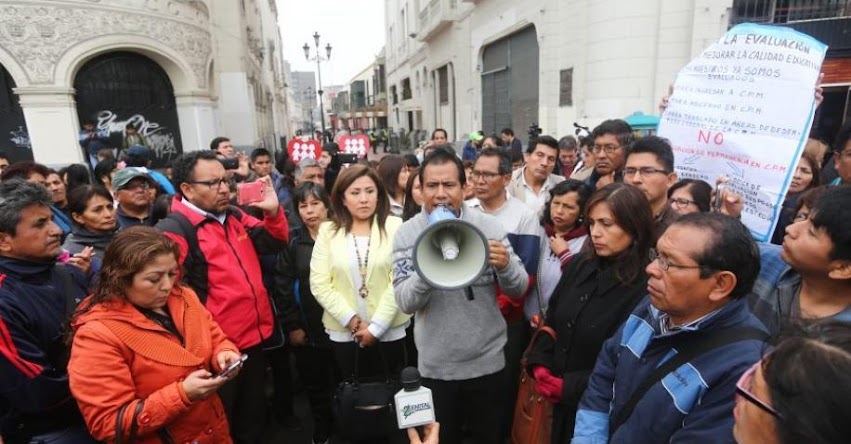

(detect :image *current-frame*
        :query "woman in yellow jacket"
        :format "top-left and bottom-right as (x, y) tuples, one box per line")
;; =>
(310, 164), (410, 383)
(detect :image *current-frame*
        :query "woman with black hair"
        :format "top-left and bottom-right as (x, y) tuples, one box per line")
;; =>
(733, 321), (851, 444)
(401, 167), (422, 221)
(275, 182), (336, 444)
(530, 179), (593, 318)
(62, 185), (119, 258)
(527, 183), (655, 444)
(320, 142), (340, 192)
(667, 178), (712, 216)
(60, 163), (93, 196)
(93, 158), (118, 195)
(309, 165), (410, 443)
(377, 154), (411, 217)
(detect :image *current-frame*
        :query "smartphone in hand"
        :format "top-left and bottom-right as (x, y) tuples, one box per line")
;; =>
(220, 157), (239, 170)
(216, 354), (248, 379)
(713, 183), (726, 211)
(237, 181), (265, 205)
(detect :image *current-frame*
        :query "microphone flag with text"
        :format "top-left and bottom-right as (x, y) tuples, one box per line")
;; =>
(412, 205), (490, 290)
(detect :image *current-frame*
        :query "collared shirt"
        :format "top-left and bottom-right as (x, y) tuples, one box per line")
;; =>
(116, 205), (154, 229)
(653, 305), (725, 337)
(389, 195), (404, 217)
(517, 167), (557, 212)
(181, 198), (227, 225)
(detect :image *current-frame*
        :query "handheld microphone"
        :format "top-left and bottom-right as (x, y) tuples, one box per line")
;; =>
(395, 367), (435, 429)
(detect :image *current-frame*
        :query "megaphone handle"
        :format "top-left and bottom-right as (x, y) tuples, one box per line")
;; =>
(465, 287), (474, 301)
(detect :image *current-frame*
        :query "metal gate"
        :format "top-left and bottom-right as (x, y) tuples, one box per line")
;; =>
(481, 26), (539, 144)
(0, 65), (33, 162)
(482, 67), (511, 136)
(74, 51), (183, 168)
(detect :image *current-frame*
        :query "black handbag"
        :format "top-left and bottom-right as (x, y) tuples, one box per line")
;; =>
(333, 344), (401, 441)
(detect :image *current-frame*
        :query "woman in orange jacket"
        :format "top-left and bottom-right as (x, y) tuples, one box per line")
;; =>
(68, 227), (242, 443)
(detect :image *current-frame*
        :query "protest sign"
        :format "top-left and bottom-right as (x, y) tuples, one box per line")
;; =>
(658, 23), (826, 242)
(287, 137), (322, 163)
(339, 134), (370, 159)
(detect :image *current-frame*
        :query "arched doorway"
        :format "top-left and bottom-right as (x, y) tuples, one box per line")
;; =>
(74, 51), (182, 168)
(0, 64), (33, 162)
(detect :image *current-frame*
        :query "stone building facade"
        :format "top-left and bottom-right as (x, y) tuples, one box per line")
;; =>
(0, 0), (291, 167)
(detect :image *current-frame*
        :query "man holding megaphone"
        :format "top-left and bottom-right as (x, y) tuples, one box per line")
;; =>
(392, 147), (529, 444)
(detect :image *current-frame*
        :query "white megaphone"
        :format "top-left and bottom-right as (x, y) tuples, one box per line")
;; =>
(412, 205), (490, 292)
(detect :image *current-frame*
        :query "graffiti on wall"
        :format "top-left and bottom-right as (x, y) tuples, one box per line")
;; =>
(96, 110), (179, 167)
(8, 126), (31, 149)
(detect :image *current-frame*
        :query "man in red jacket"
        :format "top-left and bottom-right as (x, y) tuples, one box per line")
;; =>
(156, 150), (288, 444)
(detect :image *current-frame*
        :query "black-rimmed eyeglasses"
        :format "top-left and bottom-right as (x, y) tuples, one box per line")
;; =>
(188, 178), (229, 189)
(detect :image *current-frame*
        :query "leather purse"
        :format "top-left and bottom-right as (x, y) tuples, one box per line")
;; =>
(510, 325), (557, 444)
(333, 344), (401, 441)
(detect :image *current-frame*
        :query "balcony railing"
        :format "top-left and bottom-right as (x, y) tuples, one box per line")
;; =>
(417, 0), (457, 41)
(731, 0), (851, 26)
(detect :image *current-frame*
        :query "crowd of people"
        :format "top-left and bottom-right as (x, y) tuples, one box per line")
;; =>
(0, 104), (849, 444)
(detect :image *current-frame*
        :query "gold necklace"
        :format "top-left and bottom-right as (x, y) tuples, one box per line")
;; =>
(354, 235), (371, 298)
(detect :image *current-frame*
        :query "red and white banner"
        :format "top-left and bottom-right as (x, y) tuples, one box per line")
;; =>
(338, 134), (370, 159)
(287, 137), (322, 163)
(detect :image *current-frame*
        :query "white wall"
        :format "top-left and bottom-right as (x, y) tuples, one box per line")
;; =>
(385, 0), (733, 141)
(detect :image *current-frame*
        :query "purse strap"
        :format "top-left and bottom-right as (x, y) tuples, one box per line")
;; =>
(609, 326), (768, 434)
(520, 325), (557, 368)
(114, 400), (146, 443)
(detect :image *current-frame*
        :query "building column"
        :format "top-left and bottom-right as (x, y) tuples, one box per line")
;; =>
(175, 93), (217, 153)
(14, 86), (85, 167)
(218, 72), (258, 146)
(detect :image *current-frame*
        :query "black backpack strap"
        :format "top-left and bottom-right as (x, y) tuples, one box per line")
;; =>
(156, 213), (209, 303)
(610, 326), (768, 434)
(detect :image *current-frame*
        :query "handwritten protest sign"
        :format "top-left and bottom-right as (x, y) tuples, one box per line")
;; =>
(658, 23), (826, 242)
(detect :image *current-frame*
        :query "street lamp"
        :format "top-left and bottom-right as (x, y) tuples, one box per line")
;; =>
(304, 31), (331, 142)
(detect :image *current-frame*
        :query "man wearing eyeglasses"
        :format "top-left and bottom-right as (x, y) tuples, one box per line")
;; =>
(573, 213), (768, 443)
(585, 119), (634, 190)
(467, 148), (542, 438)
(113, 167), (157, 229)
(156, 150), (288, 444)
(622, 136), (679, 240)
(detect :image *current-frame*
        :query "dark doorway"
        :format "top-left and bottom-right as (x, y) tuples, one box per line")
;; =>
(481, 26), (539, 147)
(74, 51), (182, 168)
(0, 65), (33, 162)
(811, 86), (850, 146)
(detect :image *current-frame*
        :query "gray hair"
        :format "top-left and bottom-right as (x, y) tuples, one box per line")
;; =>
(294, 157), (321, 180)
(0, 180), (53, 236)
(558, 135), (578, 151)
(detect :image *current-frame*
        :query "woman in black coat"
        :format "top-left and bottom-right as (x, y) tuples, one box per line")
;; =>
(274, 182), (336, 444)
(527, 183), (655, 444)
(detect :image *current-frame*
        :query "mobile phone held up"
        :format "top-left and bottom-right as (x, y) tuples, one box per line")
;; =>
(215, 354), (248, 379)
(713, 183), (726, 211)
(220, 157), (239, 170)
(336, 153), (358, 165)
(237, 181), (265, 206)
